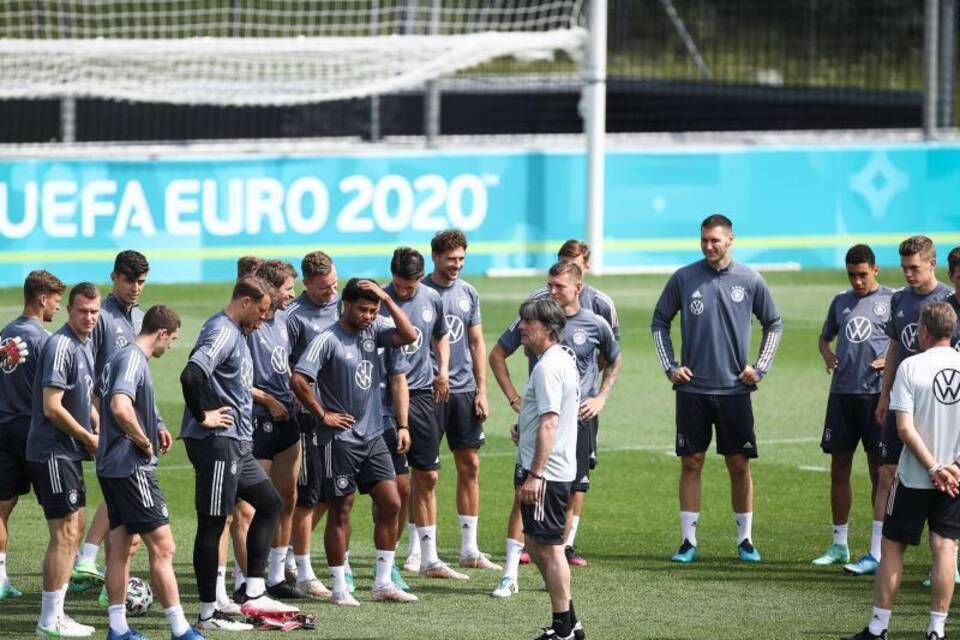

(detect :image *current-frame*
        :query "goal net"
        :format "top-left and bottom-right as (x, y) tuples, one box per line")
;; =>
(0, 1), (587, 106)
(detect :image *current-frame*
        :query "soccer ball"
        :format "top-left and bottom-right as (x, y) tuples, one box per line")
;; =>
(125, 576), (153, 616)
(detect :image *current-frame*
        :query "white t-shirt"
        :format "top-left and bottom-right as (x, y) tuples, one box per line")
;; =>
(890, 345), (960, 489)
(517, 344), (580, 482)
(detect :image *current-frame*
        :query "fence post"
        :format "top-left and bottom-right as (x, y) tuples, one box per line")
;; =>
(924, 0), (940, 139)
(939, 0), (956, 128)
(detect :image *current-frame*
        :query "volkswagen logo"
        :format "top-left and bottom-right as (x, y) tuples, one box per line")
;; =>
(446, 315), (465, 344)
(689, 300), (704, 316)
(934, 368), (960, 405)
(355, 359), (374, 390)
(270, 345), (289, 374)
(402, 328), (423, 355)
(844, 317), (873, 344)
(900, 323), (919, 352)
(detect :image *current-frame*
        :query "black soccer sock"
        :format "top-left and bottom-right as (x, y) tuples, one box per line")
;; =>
(552, 610), (573, 638)
(240, 479), (282, 579)
(194, 514), (227, 603)
(569, 599), (578, 625)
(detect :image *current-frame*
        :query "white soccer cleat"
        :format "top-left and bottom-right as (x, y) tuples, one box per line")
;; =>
(196, 610), (254, 632)
(328, 589), (360, 607)
(371, 584), (418, 603)
(240, 593), (299, 617)
(215, 596), (242, 615)
(459, 552), (502, 571)
(35, 616), (94, 638)
(491, 575), (519, 598)
(402, 553), (421, 573)
(297, 578), (332, 599)
(419, 560), (469, 580)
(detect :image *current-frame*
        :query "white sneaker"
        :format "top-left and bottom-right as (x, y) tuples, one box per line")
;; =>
(419, 560), (469, 580)
(328, 589), (360, 607)
(196, 610), (255, 632)
(216, 596), (242, 615)
(491, 575), (519, 598)
(459, 552), (502, 571)
(402, 553), (421, 573)
(61, 616), (95, 636)
(297, 578), (332, 599)
(371, 583), (418, 603)
(240, 593), (299, 617)
(35, 616), (94, 638)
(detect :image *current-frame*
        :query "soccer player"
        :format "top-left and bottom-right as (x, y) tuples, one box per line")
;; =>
(945, 246), (960, 348)
(845, 236), (953, 576)
(97, 305), (206, 640)
(842, 302), (960, 640)
(27, 282), (101, 638)
(382, 247), (464, 579)
(0, 270), (65, 600)
(511, 298), (582, 640)
(179, 276), (294, 631)
(811, 245), (893, 567)
(422, 230), (499, 570)
(285, 251), (340, 597)
(651, 214), (783, 563)
(489, 261), (620, 597)
(290, 278), (418, 605)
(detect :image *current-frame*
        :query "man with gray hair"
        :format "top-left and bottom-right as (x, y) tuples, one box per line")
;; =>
(513, 298), (581, 640)
(843, 302), (960, 640)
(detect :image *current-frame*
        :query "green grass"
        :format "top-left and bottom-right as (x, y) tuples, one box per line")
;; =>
(0, 270), (950, 639)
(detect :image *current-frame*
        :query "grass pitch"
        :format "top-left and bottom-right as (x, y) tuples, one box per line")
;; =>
(0, 270), (948, 639)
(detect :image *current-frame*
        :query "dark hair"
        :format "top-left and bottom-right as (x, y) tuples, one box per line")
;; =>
(141, 304), (181, 335)
(255, 259), (298, 289)
(518, 298), (566, 344)
(301, 251), (334, 280)
(701, 214), (733, 231)
(237, 256), (264, 278)
(899, 235), (935, 262)
(232, 276), (271, 302)
(920, 301), (957, 340)
(548, 260), (583, 282)
(341, 278), (380, 305)
(69, 282), (100, 306)
(391, 246), (425, 280)
(845, 244), (876, 266)
(949, 246), (960, 277)
(431, 229), (468, 255)
(557, 240), (590, 263)
(23, 270), (66, 304)
(113, 250), (150, 280)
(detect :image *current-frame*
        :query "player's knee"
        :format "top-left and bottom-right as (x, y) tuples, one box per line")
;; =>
(415, 469), (438, 492)
(129, 535), (142, 557)
(680, 454), (705, 473)
(456, 453), (480, 477)
(149, 536), (176, 564)
(724, 455), (750, 477)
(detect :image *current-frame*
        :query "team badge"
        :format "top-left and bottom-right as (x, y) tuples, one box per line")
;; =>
(422, 307), (434, 323)
(844, 317), (873, 344)
(823, 428), (832, 442)
(312, 433), (318, 446)
(84, 374), (93, 394)
(900, 322), (919, 352)
(271, 345), (289, 374)
(446, 315), (465, 344)
(262, 421), (273, 434)
(677, 433), (685, 448)
(689, 300), (704, 316)
(933, 368), (960, 405)
(230, 461), (238, 475)
(572, 330), (587, 346)
(730, 286), (746, 303)
(68, 490), (78, 505)
(355, 360), (374, 390)
(161, 504), (168, 517)
(458, 297), (471, 313)
(362, 339), (376, 353)
(402, 328), (423, 355)
(873, 301), (888, 317)
(336, 476), (350, 490)
(115, 335), (128, 350)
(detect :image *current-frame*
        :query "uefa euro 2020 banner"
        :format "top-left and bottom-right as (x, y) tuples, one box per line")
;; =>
(0, 142), (959, 285)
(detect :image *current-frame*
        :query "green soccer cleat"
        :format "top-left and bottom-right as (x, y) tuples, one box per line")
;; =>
(0, 581), (22, 600)
(920, 565), (960, 587)
(737, 539), (761, 563)
(344, 567), (356, 593)
(71, 559), (105, 584)
(98, 585), (108, 609)
(811, 543), (850, 566)
(671, 539), (697, 563)
(843, 553), (879, 576)
(391, 564), (410, 592)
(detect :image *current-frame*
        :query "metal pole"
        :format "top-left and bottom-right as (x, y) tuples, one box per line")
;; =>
(424, 0), (441, 147)
(939, 0), (956, 128)
(585, 0), (608, 274)
(924, 0), (940, 139)
(370, 0), (382, 142)
(658, 0), (711, 79)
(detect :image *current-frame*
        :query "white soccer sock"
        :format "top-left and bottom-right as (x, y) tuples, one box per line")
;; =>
(418, 525), (439, 565)
(245, 577), (265, 599)
(199, 601), (216, 621)
(406, 523), (420, 557)
(374, 550), (395, 588)
(57, 584), (68, 617)
(329, 565), (347, 593)
(296, 554), (317, 583)
(285, 546), (296, 572)
(108, 603), (129, 635)
(680, 511), (699, 546)
(929, 611), (948, 637)
(78, 542), (99, 564)
(734, 512), (753, 544)
(233, 560), (245, 589)
(871, 520), (884, 560)
(565, 516), (581, 548)
(832, 523), (849, 546)
(344, 550), (352, 573)
(215, 566), (229, 603)
(165, 605), (191, 637)
(505, 538), (524, 580)
(39, 591), (59, 628)
(267, 546), (288, 586)
(0, 552), (7, 585)
(459, 515), (479, 558)
(869, 607), (891, 635)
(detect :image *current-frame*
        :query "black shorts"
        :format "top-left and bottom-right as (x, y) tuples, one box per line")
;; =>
(381, 424), (409, 476)
(880, 412), (903, 465)
(436, 390), (485, 450)
(572, 417), (598, 494)
(588, 416), (599, 470)
(184, 437), (270, 517)
(0, 417), (32, 500)
(252, 415), (300, 461)
(882, 476), (960, 545)
(326, 435), (396, 498)
(29, 457), (86, 520)
(821, 393), (882, 454)
(515, 465), (571, 546)
(407, 391), (442, 471)
(675, 392), (757, 458)
(296, 413), (330, 507)
(98, 468), (169, 534)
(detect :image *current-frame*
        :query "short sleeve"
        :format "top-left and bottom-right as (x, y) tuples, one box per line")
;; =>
(889, 361), (914, 414)
(468, 288), (482, 326)
(109, 350), (143, 401)
(385, 347), (411, 376)
(821, 296), (840, 340)
(597, 317), (620, 363)
(431, 297), (448, 339)
(375, 316), (398, 349)
(189, 323), (232, 376)
(294, 332), (332, 382)
(884, 292), (901, 341)
(533, 358), (564, 417)
(42, 335), (74, 390)
(497, 317), (522, 356)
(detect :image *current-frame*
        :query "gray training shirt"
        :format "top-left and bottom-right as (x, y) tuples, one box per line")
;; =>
(821, 286), (894, 395)
(287, 292), (340, 411)
(651, 259), (784, 395)
(248, 309), (295, 420)
(884, 282), (953, 366)
(294, 316), (397, 444)
(179, 312), (255, 442)
(421, 276), (481, 393)
(90, 293), (143, 385)
(0, 315), (50, 425)
(382, 283), (446, 391)
(380, 345), (412, 425)
(97, 344), (160, 478)
(26, 324), (96, 463)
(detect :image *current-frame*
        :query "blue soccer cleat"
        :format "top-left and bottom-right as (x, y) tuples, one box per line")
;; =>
(671, 539), (697, 563)
(171, 627), (209, 640)
(391, 564), (410, 592)
(0, 581), (23, 600)
(811, 543), (850, 566)
(843, 553), (879, 576)
(344, 567), (356, 593)
(106, 627), (150, 640)
(737, 539), (761, 562)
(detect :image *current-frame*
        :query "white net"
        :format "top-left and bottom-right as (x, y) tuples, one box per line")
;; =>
(0, 1), (587, 106)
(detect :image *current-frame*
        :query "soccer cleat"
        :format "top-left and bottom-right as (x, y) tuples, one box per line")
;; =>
(402, 553), (421, 573)
(171, 628), (209, 640)
(266, 580), (305, 600)
(843, 554), (879, 576)
(106, 628), (148, 640)
(67, 578), (96, 594)
(214, 596), (242, 616)
(0, 581), (23, 599)
(195, 610), (254, 632)
(296, 579), (331, 599)
(534, 628), (575, 640)
(927, 632), (944, 640)
(344, 568), (356, 593)
(71, 559), (105, 584)
(671, 539), (697, 563)
(519, 548), (531, 565)
(737, 539), (761, 563)
(232, 584), (248, 605)
(491, 575), (519, 598)
(371, 584), (418, 603)
(62, 617), (94, 636)
(812, 543), (850, 566)
(419, 560), (469, 580)
(921, 566), (960, 587)
(573, 621), (586, 640)
(35, 616), (95, 638)
(565, 546), (589, 567)
(391, 564), (410, 592)
(840, 627), (888, 640)
(240, 593), (300, 617)
(98, 585), (109, 609)
(328, 589), (360, 607)
(459, 552), (502, 571)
